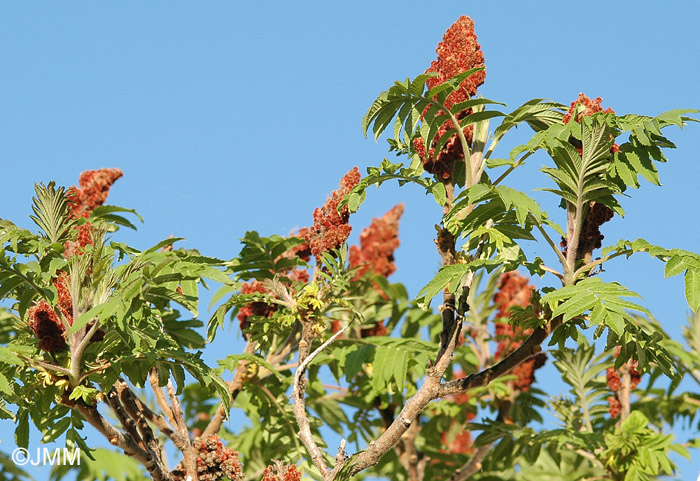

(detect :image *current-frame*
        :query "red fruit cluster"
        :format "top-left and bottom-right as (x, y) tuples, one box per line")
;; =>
(289, 227), (312, 262)
(53, 271), (73, 324)
(349, 204), (404, 279)
(413, 16), (486, 180)
(562, 93), (615, 125)
(606, 350), (641, 419)
(191, 435), (244, 481)
(67, 168), (123, 219)
(330, 204), (404, 338)
(360, 321), (388, 338)
(28, 301), (67, 353)
(493, 272), (546, 392)
(607, 395), (622, 419)
(562, 201), (614, 261)
(426, 16), (486, 106)
(261, 461), (302, 481)
(237, 267), (309, 336)
(562, 93), (620, 156)
(64, 222), (96, 258)
(303, 168), (361, 262)
(579, 201), (614, 258)
(441, 428), (474, 455)
(237, 280), (277, 332)
(64, 168), (122, 256)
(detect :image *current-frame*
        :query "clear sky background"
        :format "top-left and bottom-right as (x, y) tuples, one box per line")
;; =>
(1, 2), (700, 480)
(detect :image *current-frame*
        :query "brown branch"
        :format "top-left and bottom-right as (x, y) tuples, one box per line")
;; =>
(25, 358), (73, 378)
(335, 439), (348, 467)
(565, 444), (606, 470)
(165, 378), (197, 478)
(149, 369), (177, 429)
(448, 444), (491, 481)
(619, 363), (632, 421)
(377, 400), (425, 481)
(438, 316), (561, 398)
(79, 362), (112, 384)
(293, 323), (349, 480)
(400, 419), (426, 481)
(146, 369), (197, 478)
(201, 341), (257, 439)
(340, 311), (463, 477)
(131, 391), (188, 450)
(436, 183), (458, 362)
(336, 180), (464, 478)
(73, 399), (172, 481)
(106, 388), (143, 449)
(116, 380), (164, 466)
(335, 316), (562, 478)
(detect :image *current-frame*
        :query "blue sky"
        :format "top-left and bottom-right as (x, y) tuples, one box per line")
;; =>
(1, 2), (700, 480)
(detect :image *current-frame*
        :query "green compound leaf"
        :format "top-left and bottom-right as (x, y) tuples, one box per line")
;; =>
(685, 269), (700, 312)
(542, 278), (649, 336)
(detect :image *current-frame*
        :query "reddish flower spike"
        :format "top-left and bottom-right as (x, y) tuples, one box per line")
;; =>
(53, 271), (73, 325)
(349, 203), (404, 279)
(67, 168), (123, 219)
(493, 272), (546, 391)
(426, 16), (486, 109)
(304, 167), (361, 262)
(28, 301), (67, 353)
(186, 435), (243, 481)
(608, 395), (622, 419)
(261, 461), (302, 481)
(414, 16), (486, 180)
(237, 280), (277, 333)
(562, 93), (615, 125)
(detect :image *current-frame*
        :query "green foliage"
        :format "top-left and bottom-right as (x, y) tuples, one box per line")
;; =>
(0, 450), (33, 481)
(51, 448), (148, 481)
(541, 278), (648, 336)
(1, 24), (699, 481)
(30, 182), (75, 244)
(603, 411), (677, 481)
(540, 115), (619, 210)
(341, 158), (448, 213)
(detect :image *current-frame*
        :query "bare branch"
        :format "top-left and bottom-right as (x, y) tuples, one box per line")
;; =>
(338, 316), (562, 479)
(201, 341), (257, 439)
(149, 369), (177, 429)
(117, 381), (164, 466)
(165, 378), (197, 478)
(438, 317), (561, 398)
(335, 439), (347, 466)
(339, 317), (462, 477)
(448, 444), (491, 481)
(73, 400), (173, 481)
(399, 419), (426, 481)
(131, 391), (188, 450)
(106, 388), (142, 449)
(619, 363), (632, 421)
(293, 324), (349, 480)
